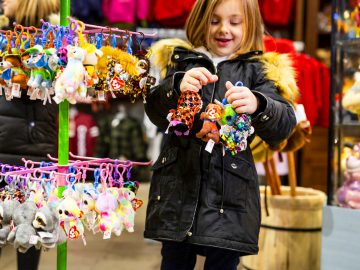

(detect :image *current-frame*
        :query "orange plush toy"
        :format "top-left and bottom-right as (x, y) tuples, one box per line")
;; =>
(196, 103), (222, 143)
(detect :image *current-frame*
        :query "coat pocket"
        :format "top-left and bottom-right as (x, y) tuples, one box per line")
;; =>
(147, 147), (181, 231)
(207, 154), (254, 211)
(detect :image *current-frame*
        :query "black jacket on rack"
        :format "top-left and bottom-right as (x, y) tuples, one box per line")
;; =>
(0, 94), (57, 167)
(144, 47), (296, 255)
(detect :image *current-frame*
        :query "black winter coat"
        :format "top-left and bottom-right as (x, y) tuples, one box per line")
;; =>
(144, 47), (296, 255)
(0, 94), (57, 166)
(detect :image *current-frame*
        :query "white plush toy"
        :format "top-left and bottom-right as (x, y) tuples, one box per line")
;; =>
(53, 45), (87, 104)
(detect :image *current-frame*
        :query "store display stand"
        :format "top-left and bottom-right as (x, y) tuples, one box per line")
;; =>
(57, 1), (70, 269)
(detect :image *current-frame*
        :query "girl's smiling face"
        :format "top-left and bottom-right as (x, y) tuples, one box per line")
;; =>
(207, 0), (244, 57)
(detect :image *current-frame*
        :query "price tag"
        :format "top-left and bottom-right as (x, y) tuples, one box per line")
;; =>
(38, 231), (54, 239)
(11, 83), (21, 98)
(103, 230), (111, 240)
(205, 139), (215, 153)
(110, 76), (125, 91)
(29, 235), (39, 245)
(27, 87), (33, 96)
(97, 91), (105, 101)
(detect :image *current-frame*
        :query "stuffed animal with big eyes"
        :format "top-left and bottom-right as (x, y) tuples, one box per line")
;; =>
(79, 185), (99, 233)
(124, 55), (156, 101)
(57, 196), (85, 242)
(32, 204), (66, 250)
(0, 200), (20, 247)
(7, 201), (40, 253)
(1, 52), (28, 90)
(196, 103), (222, 143)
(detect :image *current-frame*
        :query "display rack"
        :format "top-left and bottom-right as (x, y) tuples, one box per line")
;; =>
(323, 1), (360, 269)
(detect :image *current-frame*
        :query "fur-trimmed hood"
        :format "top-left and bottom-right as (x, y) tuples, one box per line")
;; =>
(150, 38), (299, 104)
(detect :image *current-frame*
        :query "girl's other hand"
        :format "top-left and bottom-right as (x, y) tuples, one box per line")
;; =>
(180, 67), (218, 93)
(225, 81), (259, 114)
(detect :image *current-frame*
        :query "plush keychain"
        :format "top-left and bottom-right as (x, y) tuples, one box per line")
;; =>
(53, 45), (87, 104)
(196, 103), (223, 144)
(0, 199), (20, 247)
(95, 189), (123, 239)
(167, 91), (203, 136)
(116, 188), (135, 233)
(57, 196), (85, 244)
(215, 82), (254, 155)
(79, 184), (99, 233)
(124, 52), (156, 102)
(32, 204), (67, 250)
(7, 201), (40, 253)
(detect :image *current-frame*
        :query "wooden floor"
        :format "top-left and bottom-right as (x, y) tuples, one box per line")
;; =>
(0, 183), (243, 270)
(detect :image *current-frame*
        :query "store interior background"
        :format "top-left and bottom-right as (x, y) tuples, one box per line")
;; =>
(0, 0), (351, 269)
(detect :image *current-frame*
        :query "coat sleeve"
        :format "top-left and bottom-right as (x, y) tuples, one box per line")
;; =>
(144, 66), (185, 131)
(251, 69), (297, 148)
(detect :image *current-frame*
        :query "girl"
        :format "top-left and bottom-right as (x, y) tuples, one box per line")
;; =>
(0, 1), (59, 270)
(145, 0), (297, 269)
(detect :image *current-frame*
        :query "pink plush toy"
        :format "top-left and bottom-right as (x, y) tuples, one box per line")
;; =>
(117, 188), (135, 233)
(95, 190), (123, 238)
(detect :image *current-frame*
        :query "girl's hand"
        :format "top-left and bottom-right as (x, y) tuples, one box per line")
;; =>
(225, 81), (259, 114)
(180, 67), (218, 93)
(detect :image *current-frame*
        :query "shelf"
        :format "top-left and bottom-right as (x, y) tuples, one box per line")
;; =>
(335, 123), (360, 137)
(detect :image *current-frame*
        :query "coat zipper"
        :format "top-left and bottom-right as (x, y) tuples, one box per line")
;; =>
(185, 143), (203, 237)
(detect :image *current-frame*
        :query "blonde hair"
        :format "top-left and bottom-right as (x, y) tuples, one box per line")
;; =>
(185, 0), (264, 55)
(15, 0), (59, 27)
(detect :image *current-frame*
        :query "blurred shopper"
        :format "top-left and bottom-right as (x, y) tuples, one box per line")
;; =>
(0, 2), (59, 270)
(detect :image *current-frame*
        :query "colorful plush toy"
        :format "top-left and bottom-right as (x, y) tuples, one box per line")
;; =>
(1, 50), (28, 90)
(53, 45), (87, 104)
(79, 185), (99, 233)
(196, 103), (222, 143)
(7, 201), (40, 253)
(167, 91), (203, 136)
(0, 199), (20, 247)
(95, 190), (123, 238)
(216, 98), (254, 155)
(117, 188), (135, 233)
(57, 196), (85, 243)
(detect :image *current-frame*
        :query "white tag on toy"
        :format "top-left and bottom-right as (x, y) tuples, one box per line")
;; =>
(98, 91), (105, 101)
(38, 231), (54, 239)
(205, 139), (215, 153)
(103, 230), (111, 240)
(11, 83), (21, 98)
(27, 87), (33, 96)
(0, 86), (3, 95)
(29, 235), (39, 245)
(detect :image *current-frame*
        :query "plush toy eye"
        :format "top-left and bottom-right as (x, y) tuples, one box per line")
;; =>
(65, 210), (69, 216)
(84, 200), (88, 205)
(59, 209), (63, 214)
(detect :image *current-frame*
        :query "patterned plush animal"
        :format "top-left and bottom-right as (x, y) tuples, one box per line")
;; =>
(167, 91), (203, 136)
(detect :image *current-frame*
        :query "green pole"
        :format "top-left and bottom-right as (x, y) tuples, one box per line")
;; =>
(57, 1), (70, 270)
